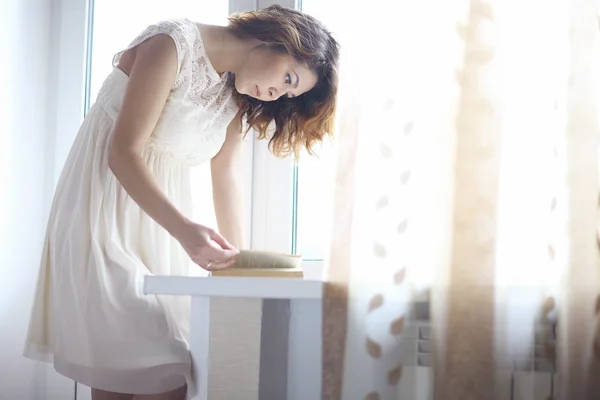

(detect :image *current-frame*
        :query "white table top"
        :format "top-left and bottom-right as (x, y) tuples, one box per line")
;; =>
(144, 275), (324, 299)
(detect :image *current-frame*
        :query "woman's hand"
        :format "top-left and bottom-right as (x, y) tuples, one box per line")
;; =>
(175, 221), (239, 271)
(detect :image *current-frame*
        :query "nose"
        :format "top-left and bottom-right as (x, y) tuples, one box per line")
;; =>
(267, 85), (286, 101)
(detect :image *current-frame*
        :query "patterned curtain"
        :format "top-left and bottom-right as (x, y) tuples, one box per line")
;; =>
(321, 0), (600, 399)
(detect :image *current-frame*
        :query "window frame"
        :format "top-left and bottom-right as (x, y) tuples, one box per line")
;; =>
(52, 0), (92, 188)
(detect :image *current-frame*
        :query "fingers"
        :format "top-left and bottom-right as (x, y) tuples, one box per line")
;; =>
(191, 247), (238, 267)
(186, 227), (239, 271)
(192, 257), (236, 271)
(207, 241), (239, 261)
(208, 229), (236, 250)
(206, 258), (237, 271)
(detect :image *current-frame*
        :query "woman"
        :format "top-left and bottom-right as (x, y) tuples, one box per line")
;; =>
(23, 4), (339, 400)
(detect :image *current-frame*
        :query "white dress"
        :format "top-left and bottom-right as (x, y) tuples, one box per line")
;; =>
(23, 19), (239, 396)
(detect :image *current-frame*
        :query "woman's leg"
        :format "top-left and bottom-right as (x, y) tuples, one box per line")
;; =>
(134, 385), (187, 400)
(91, 389), (135, 400)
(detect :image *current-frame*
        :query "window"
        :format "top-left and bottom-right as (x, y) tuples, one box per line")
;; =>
(294, 140), (337, 260)
(294, 0), (344, 262)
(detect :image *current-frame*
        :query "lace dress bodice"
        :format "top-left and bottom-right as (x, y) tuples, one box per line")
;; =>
(95, 18), (239, 166)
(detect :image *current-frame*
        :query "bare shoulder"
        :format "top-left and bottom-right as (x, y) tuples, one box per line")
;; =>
(109, 34), (181, 154)
(117, 34), (179, 77)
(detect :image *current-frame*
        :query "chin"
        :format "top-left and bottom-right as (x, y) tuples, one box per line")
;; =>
(234, 81), (260, 100)
(234, 80), (249, 96)
(244, 91), (261, 101)
(231, 78), (242, 93)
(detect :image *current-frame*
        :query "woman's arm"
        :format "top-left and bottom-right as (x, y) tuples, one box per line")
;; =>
(108, 34), (238, 269)
(211, 110), (246, 249)
(108, 35), (186, 235)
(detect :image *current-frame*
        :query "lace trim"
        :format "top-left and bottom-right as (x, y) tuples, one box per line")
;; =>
(111, 18), (230, 105)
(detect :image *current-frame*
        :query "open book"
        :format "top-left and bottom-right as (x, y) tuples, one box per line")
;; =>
(210, 249), (304, 278)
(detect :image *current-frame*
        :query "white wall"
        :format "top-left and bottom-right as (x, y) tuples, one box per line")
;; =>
(0, 0), (76, 398)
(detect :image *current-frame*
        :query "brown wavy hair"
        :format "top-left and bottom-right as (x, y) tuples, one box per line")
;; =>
(227, 5), (340, 157)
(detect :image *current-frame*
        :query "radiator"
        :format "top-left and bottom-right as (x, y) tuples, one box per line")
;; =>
(396, 368), (557, 400)
(397, 315), (557, 400)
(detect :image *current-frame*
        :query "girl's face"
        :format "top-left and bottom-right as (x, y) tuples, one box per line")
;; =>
(234, 45), (318, 102)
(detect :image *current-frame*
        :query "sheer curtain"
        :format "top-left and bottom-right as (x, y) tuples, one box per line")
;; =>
(320, 0), (600, 398)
